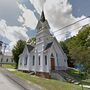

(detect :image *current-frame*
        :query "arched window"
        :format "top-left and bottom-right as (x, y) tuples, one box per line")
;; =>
(51, 53), (54, 59)
(6, 59), (8, 62)
(33, 55), (35, 66)
(45, 55), (47, 65)
(11, 59), (13, 62)
(39, 56), (40, 65)
(1, 58), (3, 62)
(24, 55), (28, 65)
(20, 58), (22, 65)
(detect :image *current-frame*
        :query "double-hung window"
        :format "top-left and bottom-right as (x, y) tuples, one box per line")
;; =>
(6, 59), (8, 62)
(24, 55), (28, 65)
(39, 56), (40, 65)
(45, 55), (47, 65)
(33, 55), (35, 66)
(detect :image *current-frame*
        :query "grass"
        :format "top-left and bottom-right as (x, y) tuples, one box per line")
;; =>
(1, 65), (89, 90)
(67, 68), (87, 78)
(11, 70), (87, 90)
(82, 79), (90, 86)
(0, 64), (16, 69)
(66, 67), (90, 86)
(81, 73), (90, 85)
(66, 67), (80, 74)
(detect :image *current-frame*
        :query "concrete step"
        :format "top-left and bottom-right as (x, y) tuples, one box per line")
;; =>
(74, 82), (80, 85)
(29, 71), (35, 75)
(51, 70), (80, 85)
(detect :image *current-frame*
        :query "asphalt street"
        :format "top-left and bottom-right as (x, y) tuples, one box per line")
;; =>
(0, 68), (41, 90)
(0, 71), (24, 90)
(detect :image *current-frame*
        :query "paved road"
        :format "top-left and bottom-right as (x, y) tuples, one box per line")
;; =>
(0, 71), (24, 90)
(0, 68), (42, 90)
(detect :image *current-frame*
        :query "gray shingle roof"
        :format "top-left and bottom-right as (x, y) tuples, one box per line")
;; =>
(44, 42), (53, 50)
(40, 11), (45, 22)
(27, 45), (34, 52)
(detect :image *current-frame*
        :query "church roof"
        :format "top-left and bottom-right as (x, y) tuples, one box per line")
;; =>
(44, 42), (53, 50)
(27, 45), (34, 52)
(36, 11), (50, 32)
(40, 11), (45, 22)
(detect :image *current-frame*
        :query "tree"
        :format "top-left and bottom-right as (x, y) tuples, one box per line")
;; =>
(60, 41), (74, 67)
(27, 37), (36, 45)
(60, 24), (90, 71)
(60, 41), (69, 54)
(69, 46), (90, 69)
(12, 40), (26, 68)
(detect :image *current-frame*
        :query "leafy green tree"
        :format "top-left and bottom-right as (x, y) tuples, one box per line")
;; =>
(76, 25), (90, 47)
(60, 41), (74, 67)
(69, 46), (90, 69)
(60, 41), (69, 54)
(12, 40), (26, 68)
(27, 37), (36, 45)
(60, 24), (90, 71)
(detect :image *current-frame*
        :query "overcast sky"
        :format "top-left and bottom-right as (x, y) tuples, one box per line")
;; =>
(0, 0), (90, 52)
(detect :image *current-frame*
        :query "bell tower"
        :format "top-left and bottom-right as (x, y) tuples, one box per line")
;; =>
(35, 11), (52, 74)
(40, 11), (46, 22)
(36, 11), (52, 46)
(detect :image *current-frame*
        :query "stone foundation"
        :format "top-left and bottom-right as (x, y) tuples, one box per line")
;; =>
(18, 70), (50, 78)
(36, 72), (50, 79)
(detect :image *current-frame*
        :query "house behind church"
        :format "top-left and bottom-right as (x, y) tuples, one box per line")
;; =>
(0, 41), (14, 64)
(18, 11), (68, 78)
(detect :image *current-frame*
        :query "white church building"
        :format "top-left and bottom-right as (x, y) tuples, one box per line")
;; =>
(0, 41), (14, 64)
(18, 11), (68, 78)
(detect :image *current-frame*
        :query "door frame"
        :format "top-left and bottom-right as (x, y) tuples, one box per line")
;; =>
(50, 53), (55, 70)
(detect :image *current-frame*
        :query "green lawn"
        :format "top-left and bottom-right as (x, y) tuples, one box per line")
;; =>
(1, 65), (89, 90)
(0, 64), (16, 69)
(66, 68), (80, 74)
(11, 70), (87, 90)
(81, 73), (90, 85)
(67, 68), (88, 77)
(67, 68), (90, 86)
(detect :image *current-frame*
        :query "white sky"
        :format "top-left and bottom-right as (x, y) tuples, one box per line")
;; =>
(0, 0), (90, 53)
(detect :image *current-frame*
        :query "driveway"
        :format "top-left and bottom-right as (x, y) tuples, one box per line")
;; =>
(0, 68), (42, 90)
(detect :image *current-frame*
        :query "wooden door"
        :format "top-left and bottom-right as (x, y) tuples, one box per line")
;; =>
(51, 58), (55, 70)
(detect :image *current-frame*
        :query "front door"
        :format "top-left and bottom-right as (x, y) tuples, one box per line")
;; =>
(51, 58), (55, 70)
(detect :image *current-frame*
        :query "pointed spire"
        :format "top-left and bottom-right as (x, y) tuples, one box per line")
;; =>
(40, 11), (45, 22)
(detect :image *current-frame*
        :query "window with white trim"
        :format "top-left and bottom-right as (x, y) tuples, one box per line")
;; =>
(20, 58), (22, 65)
(39, 56), (40, 65)
(6, 59), (8, 62)
(45, 55), (47, 65)
(1, 58), (3, 62)
(24, 55), (28, 65)
(33, 55), (35, 66)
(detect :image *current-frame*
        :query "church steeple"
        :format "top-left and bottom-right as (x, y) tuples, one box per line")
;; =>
(36, 10), (50, 32)
(40, 11), (45, 22)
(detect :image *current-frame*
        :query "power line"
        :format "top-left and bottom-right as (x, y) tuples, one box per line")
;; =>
(1, 16), (90, 45)
(36, 15), (90, 39)
(53, 16), (90, 33)
(37, 22), (90, 39)
(55, 23), (90, 36)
